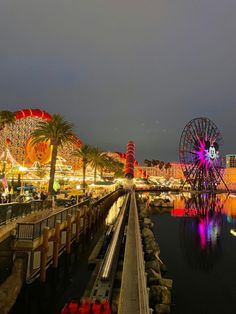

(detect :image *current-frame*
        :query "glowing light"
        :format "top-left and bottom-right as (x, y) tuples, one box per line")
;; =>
(230, 229), (236, 237)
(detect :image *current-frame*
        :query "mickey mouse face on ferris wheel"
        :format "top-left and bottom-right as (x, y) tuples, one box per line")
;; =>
(205, 140), (219, 160)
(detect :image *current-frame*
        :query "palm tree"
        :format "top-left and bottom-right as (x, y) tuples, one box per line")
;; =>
(0, 110), (16, 175)
(90, 147), (108, 183)
(0, 110), (16, 130)
(159, 161), (165, 170)
(31, 114), (76, 196)
(73, 144), (93, 193)
(102, 155), (124, 178)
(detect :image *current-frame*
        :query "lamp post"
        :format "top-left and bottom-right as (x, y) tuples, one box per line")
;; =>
(19, 166), (28, 195)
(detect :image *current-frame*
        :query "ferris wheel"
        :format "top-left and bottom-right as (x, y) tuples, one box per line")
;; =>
(179, 117), (228, 192)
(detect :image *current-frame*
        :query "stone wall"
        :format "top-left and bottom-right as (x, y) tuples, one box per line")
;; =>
(0, 258), (24, 314)
(138, 197), (173, 314)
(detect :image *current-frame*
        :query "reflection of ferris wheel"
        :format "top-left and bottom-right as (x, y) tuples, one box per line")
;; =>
(0, 109), (81, 167)
(179, 117), (228, 192)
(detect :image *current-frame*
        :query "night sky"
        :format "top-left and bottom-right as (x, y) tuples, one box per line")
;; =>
(1, 0), (236, 162)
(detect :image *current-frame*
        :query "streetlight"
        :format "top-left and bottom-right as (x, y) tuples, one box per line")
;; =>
(19, 166), (28, 195)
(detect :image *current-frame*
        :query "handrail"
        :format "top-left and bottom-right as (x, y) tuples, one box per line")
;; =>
(16, 188), (122, 241)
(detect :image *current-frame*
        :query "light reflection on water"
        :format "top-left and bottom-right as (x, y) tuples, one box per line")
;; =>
(146, 192), (236, 314)
(105, 195), (125, 225)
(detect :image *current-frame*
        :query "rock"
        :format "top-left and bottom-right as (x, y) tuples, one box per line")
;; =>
(140, 209), (148, 218)
(145, 251), (157, 261)
(155, 303), (171, 314)
(145, 260), (161, 273)
(142, 227), (154, 238)
(150, 268), (162, 280)
(0, 259), (24, 314)
(143, 218), (153, 228)
(149, 285), (162, 304)
(161, 286), (171, 305)
(145, 240), (160, 254)
(148, 277), (160, 286)
(160, 263), (167, 273)
(159, 278), (173, 289)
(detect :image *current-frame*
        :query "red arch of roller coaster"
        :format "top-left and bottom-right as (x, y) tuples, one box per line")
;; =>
(13, 108), (81, 147)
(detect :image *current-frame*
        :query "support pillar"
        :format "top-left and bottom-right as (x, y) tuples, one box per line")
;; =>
(53, 221), (61, 268)
(66, 214), (72, 254)
(40, 226), (49, 282)
(76, 209), (80, 243)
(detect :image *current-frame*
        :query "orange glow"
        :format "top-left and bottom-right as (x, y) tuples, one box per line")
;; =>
(25, 137), (52, 166)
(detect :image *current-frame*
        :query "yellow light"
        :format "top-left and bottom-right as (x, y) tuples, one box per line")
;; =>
(19, 166), (28, 172)
(230, 229), (236, 237)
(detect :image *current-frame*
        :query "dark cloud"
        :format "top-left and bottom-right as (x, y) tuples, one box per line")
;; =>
(1, 0), (236, 162)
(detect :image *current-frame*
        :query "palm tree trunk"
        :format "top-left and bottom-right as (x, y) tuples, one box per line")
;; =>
(94, 165), (97, 184)
(82, 162), (86, 193)
(48, 145), (58, 196)
(1, 128), (7, 175)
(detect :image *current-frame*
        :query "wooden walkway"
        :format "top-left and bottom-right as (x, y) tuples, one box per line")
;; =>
(118, 191), (151, 314)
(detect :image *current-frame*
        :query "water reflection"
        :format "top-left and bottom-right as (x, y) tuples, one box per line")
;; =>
(105, 195), (125, 225)
(177, 194), (225, 271)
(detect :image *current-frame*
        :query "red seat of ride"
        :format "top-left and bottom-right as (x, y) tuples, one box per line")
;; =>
(77, 298), (91, 314)
(61, 301), (78, 314)
(100, 300), (111, 314)
(69, 302), (78, 314)
(91, 302), (101, 314)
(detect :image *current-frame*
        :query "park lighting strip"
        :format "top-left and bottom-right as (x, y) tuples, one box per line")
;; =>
(100, 193), (129, 280)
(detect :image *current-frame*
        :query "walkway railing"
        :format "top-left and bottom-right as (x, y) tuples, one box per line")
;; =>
(16, 189), (122, 241)
(17, 198), (91, 241)
(0, 200), (52, 227)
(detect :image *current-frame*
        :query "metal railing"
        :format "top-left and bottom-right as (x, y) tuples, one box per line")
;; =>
(16, 189), (122, 241)
(0, 199), (52, 227)
(16, 200), (86, 241)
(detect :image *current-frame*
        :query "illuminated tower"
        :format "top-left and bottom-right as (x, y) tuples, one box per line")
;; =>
(125, 141), (135, 178)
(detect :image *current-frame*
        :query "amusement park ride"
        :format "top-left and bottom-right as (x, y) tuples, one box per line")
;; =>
(0, 109), (81, 170)
(179, 117), (229, 193)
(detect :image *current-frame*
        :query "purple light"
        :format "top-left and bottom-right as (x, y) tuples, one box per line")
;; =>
(193, 137), (219, 171)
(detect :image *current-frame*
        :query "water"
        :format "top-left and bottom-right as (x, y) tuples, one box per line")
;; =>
(149, 192), (236, 314)
(10, 195), (125, 314)
(0, 237), (13, 284)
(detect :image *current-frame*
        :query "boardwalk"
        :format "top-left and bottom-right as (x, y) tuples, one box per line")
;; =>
(118, 192), (151, 314)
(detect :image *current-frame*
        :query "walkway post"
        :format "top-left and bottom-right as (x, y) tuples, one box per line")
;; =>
(66, 214), (72, 254)
(53, 220), (61, 268)
(76, 209), (80, 243)
(40, 226), (49, 282)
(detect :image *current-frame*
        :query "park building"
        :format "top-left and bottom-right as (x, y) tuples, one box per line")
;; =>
(226, 154), (236, 168)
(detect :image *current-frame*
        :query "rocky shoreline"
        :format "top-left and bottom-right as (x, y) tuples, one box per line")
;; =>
(138, 197), (172, 314)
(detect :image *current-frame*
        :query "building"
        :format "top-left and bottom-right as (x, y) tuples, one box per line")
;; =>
(140, 162), (185, 180)
(226, 154), (236, 168)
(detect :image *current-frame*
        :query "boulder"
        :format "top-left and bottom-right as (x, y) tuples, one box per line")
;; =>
(159, 278), (173, 289)
(149, 285), (162, 304)
(145, 259), (161, 273)
(143, 218), (154, 229)
(0, 259), (24, 314)
(155, 304), (171, 314)
(142, 227), (154, 238)
(161, 286), (171, 305)
(145, 240), (160, 254)
(160, 263), (167, 273)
